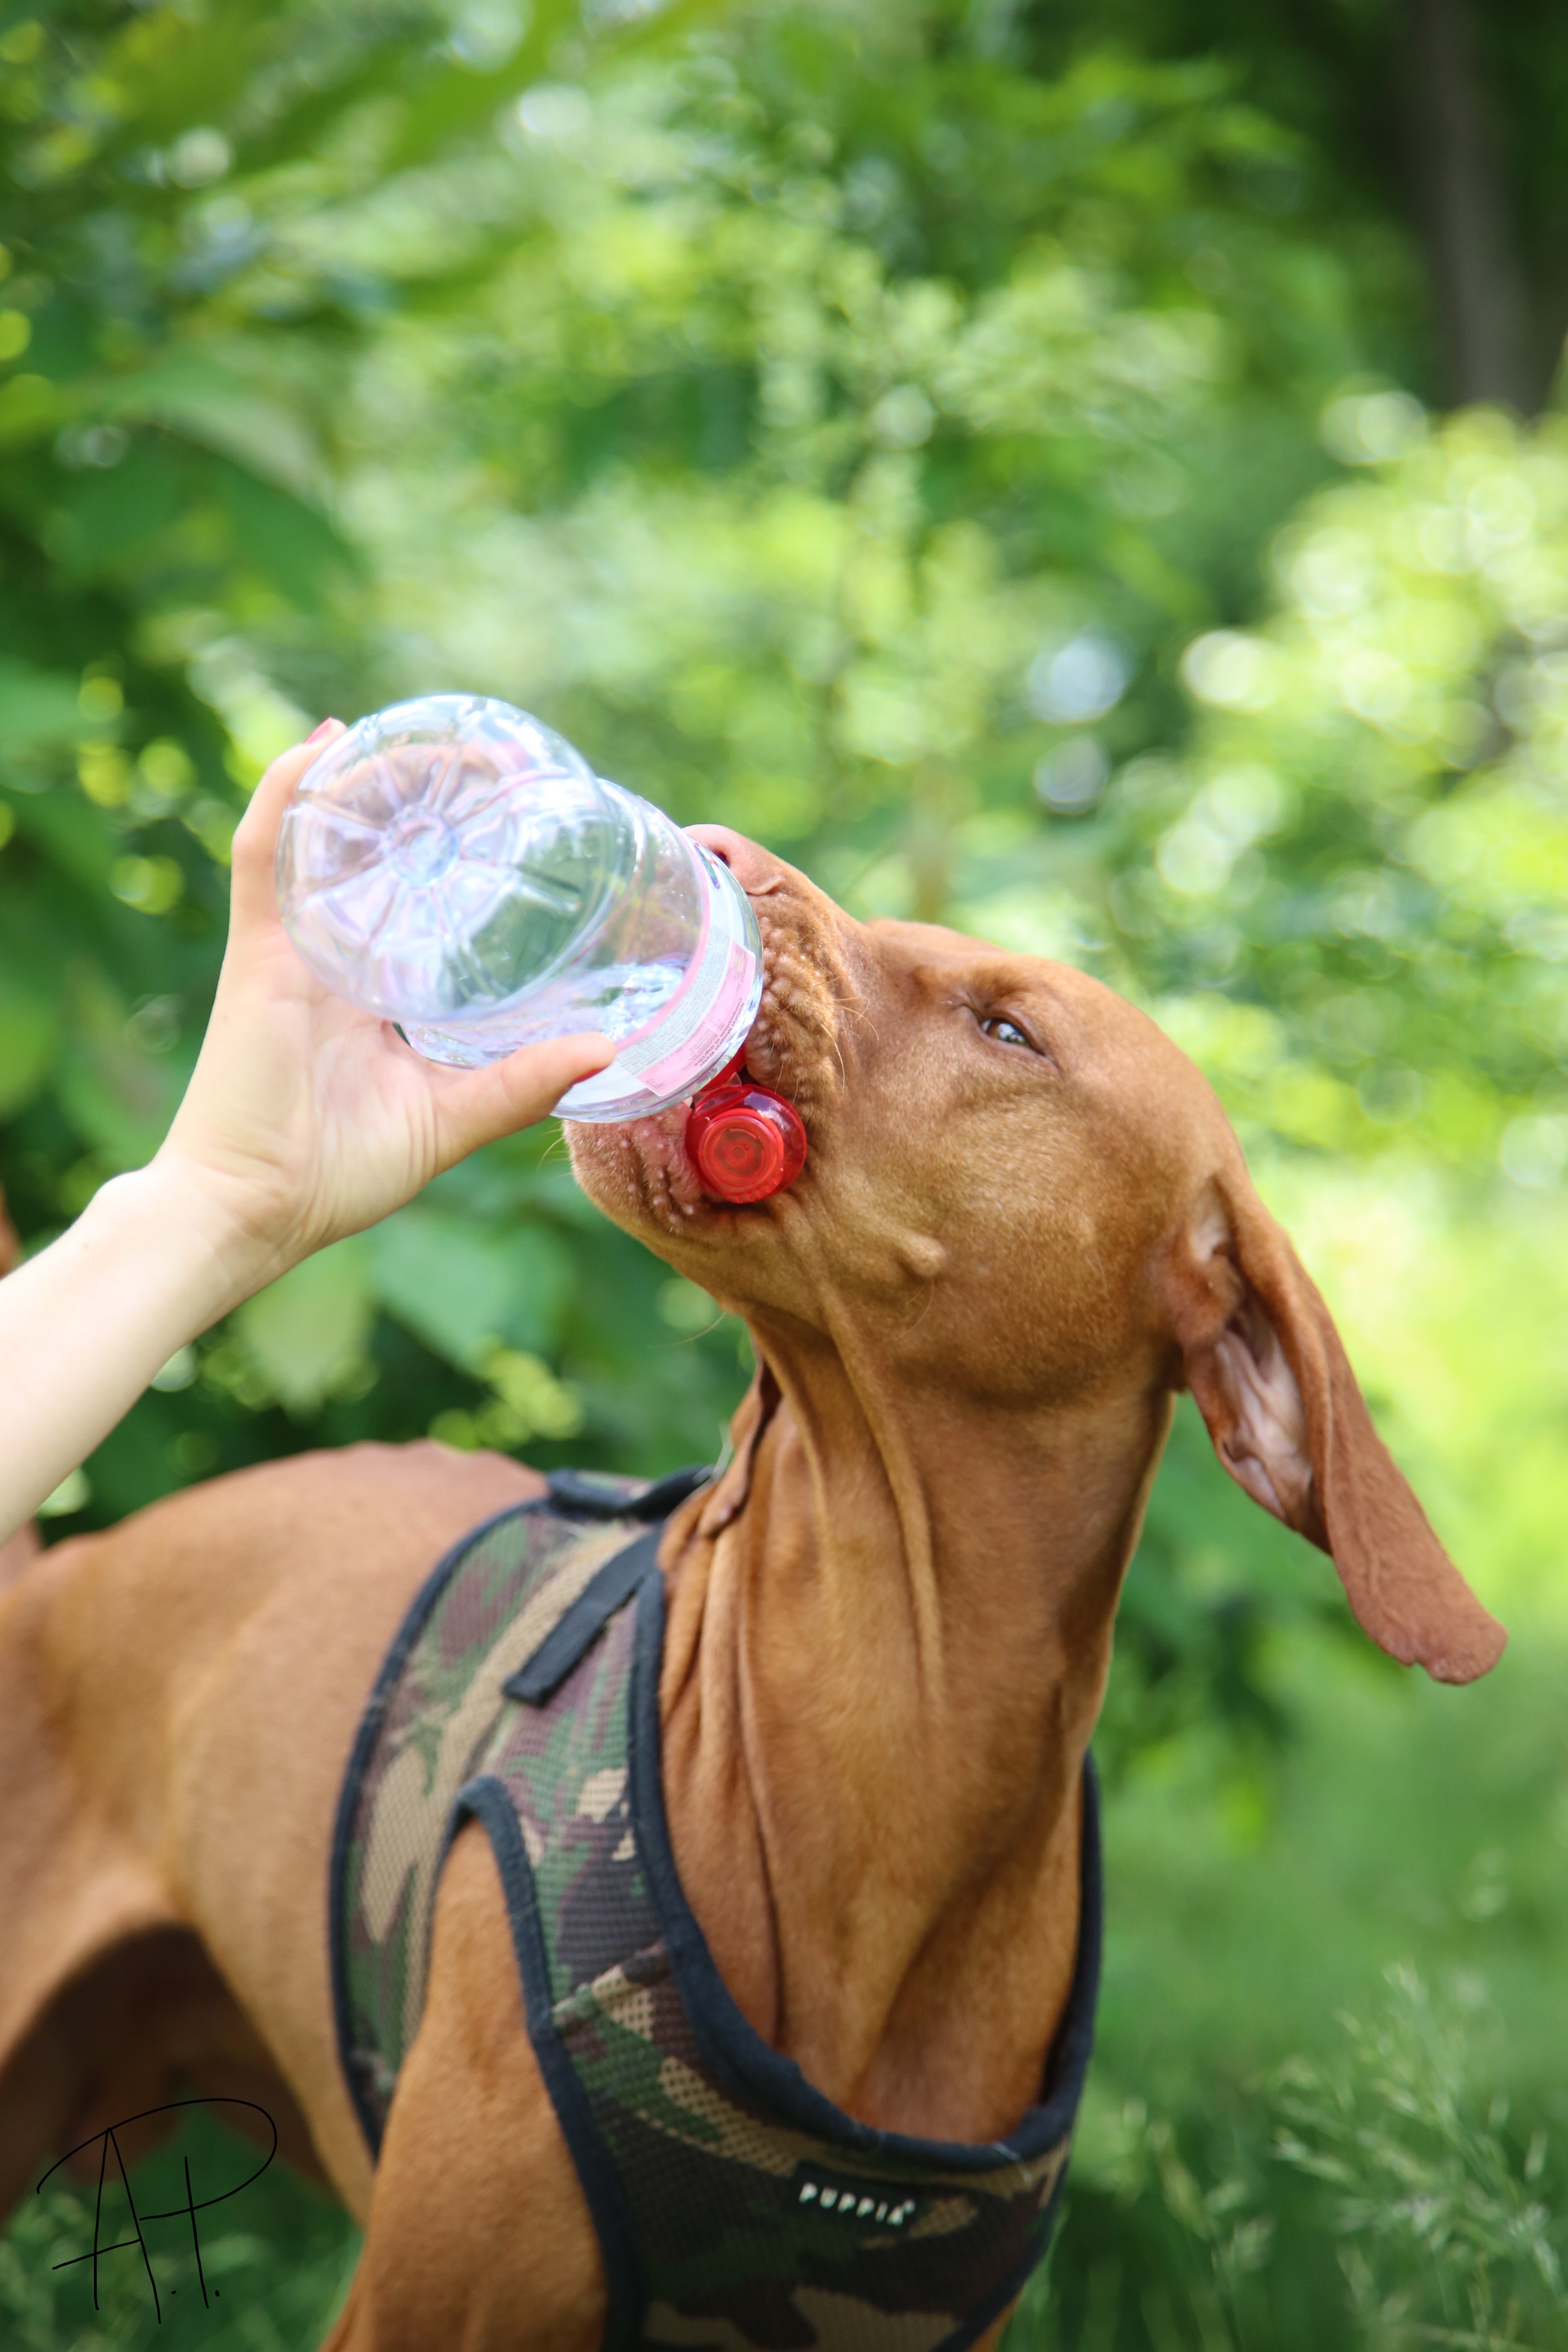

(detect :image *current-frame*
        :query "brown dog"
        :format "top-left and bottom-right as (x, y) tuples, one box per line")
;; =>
(0, 829), (1504, 2349)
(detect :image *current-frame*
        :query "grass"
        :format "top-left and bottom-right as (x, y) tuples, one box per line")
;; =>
(0, 2109), (358, 2351)
(1019, 1965), (1568, 2352)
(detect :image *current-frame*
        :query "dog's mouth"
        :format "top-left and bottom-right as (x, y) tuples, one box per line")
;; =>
(564, 1014), (792, 1234)
(565, 869), (834, 1242)
(566, 1093), (715, 1226)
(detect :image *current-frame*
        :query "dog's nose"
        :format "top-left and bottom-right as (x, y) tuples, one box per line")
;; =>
(687, 825), (779, 894)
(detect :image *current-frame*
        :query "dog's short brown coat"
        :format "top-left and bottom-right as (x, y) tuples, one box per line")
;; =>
(0, 830), (1503, 2349)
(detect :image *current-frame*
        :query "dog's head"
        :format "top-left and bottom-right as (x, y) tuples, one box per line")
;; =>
(567, 827), (1504, 1685)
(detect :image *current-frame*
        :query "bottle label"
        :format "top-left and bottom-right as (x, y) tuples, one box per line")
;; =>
(610, 859), (760, 1102)
(634, 938), (756, 1098)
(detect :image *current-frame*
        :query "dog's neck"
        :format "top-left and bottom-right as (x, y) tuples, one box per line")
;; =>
(659, 1317), (1170, 2142)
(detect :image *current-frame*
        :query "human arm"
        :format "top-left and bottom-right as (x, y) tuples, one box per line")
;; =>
(0, 726), (612, 1545)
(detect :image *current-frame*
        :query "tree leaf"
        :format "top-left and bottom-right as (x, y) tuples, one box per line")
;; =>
(233, 1237), (374, 1414)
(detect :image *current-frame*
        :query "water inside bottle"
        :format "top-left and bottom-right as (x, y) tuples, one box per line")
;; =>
(277, 695), (764, 1120)
(403, 815), (764, 1120)
(278, 701), (620, 1022)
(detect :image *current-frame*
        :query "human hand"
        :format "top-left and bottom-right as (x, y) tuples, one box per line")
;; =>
(154, 724), (613, 1304)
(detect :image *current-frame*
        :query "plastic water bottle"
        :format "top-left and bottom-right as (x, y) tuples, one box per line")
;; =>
(275, 696), (764, 1122)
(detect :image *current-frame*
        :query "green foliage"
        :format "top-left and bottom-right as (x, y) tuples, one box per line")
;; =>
(1004, 1966), (1568, 2352)
(8, 0), (1542, 1528)
(1273, 1967), (1567, 2349)
(0, 2109), (356, 2350)
(1112, 410), (1568, 1172)
(3, 3), (1567, 2348)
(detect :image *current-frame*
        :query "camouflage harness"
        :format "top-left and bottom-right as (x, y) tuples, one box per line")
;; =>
(331, 1468), (1102, 2352)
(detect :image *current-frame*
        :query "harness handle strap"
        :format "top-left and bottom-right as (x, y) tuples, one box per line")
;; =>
(545, 1463), (713, 1523)
(503, 1524), (664, 1708)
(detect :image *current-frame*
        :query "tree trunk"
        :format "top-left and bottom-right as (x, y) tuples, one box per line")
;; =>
(1401, 0), (1537, 411)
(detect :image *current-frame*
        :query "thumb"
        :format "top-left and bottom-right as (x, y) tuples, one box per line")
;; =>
(426, 1030), (617, 1164)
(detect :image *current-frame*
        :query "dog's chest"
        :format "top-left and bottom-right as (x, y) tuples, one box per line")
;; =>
(332, 1476), (1095, 2352)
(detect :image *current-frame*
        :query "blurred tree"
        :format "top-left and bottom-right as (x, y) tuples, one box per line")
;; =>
(1024, 0), (1568, 414)
(1, 0), (1562, 1754)
(1401, 0), (1533, 410)
(0, 0), (743, 1522)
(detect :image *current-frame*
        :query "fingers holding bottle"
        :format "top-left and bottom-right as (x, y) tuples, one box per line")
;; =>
(421, 1029), (617, 1171)
(160, 718), (619, 1285)
(229, 719), (347, 937)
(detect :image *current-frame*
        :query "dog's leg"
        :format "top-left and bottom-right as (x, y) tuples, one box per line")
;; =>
(0, 1920), (329, 2206)
(0, 1539), (317, 2214)
(321, 1821), (606, 2352)
(0, 1537), (191, 2216)
(0, 1441), (544, 2234)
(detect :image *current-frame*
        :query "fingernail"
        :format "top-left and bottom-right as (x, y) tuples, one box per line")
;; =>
(305, 718), (341, 744)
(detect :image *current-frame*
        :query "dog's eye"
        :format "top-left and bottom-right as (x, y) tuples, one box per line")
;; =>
(980, 1015), (1032, 1050)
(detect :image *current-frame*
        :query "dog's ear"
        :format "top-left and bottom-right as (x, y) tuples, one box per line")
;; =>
(1163, 1170), (1505, 1685)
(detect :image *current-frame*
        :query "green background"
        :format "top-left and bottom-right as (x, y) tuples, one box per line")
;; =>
(3, 2), (1567, 2344)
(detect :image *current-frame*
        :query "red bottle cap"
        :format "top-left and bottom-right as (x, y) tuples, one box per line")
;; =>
(686, 1081), (808, 1204)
